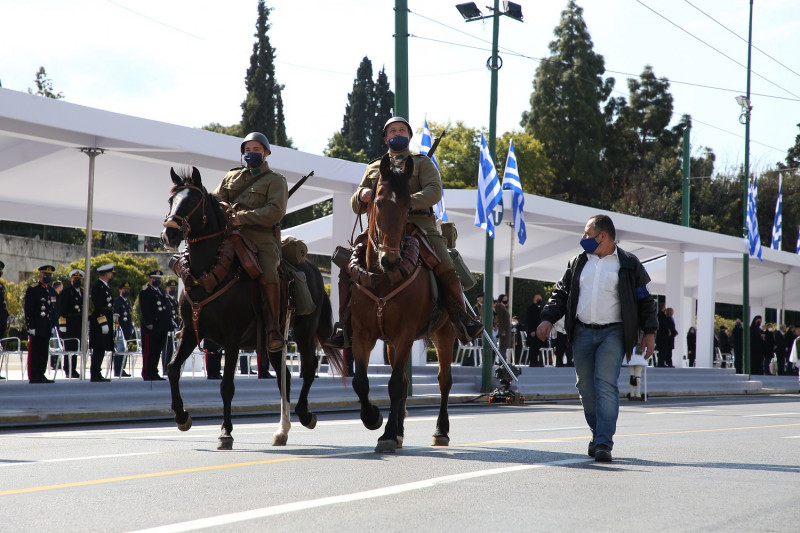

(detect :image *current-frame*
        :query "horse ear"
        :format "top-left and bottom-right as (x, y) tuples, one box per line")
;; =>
(170, 167), (181, 186)
(191, 166), (202, 186)
(379, 154), (392, 178)
(403, 155), (414, 180)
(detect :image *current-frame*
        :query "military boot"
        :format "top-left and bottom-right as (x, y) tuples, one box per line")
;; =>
(441, 269), (484, 343)
(324, 275), (352, 349)
(264, 282), (285, 351)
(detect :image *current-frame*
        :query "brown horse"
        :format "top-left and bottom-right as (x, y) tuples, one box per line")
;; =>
(349, 155), (456, 453)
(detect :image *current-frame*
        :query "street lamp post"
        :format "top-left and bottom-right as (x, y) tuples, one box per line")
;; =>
(456, 0), (522, 391)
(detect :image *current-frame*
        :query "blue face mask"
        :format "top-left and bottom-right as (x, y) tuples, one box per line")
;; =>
(42, 274), (52, 285)
(580, 236), (600, 254)
(72, 279), (82, 288)
(243, 151), (263, 168)
(152, 278), (162, 287)
(387, 136), (410, 152)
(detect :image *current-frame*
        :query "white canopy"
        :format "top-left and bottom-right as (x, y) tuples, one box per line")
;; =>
(2, 87), (800, 353)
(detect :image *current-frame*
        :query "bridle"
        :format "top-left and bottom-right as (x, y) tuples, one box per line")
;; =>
(163, 184), (224, 244)
(367, 179), (406, 257)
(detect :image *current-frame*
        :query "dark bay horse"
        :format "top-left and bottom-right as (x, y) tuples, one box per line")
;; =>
(161, 167), (343, 449)
(349, 155), (456, 452)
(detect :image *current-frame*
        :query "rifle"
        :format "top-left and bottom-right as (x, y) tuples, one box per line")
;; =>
(427, 129), (447, 160)
(288, 170), (314, 199)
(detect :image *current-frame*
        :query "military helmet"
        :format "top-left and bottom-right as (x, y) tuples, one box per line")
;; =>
(383, 116), (413, 139)
(165, 279), (178, 288)
(240, 132), (271, 154)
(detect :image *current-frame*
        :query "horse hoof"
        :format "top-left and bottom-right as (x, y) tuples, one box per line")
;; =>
(302, 413), (317, 430)
(272, 433), (288, 446)
(375, 439), (397, 453)
(396, 436), (403, 449)
(364, 412), (383, 431)
(176, 413), (192, 432)
(431, 435), (450, 447)
(217, 436), (234, 450)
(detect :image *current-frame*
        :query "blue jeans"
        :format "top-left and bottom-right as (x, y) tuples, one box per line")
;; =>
(572, 323), (625, 449)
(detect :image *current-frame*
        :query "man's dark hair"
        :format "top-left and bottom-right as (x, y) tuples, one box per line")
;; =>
(589, 214), (616, 241)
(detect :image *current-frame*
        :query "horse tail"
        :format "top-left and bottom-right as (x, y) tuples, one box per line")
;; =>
(316, 291), (346, 381)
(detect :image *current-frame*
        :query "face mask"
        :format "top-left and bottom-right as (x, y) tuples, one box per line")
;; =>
(387, 136), (410, 152)
(168, 289), (176, 296)
(72, 279), (82, 288)
(42, 274), (52, 285)
(580, 236), (600, 254)
(152, 279), (162, 287)
(243, 151), (263, 168)
(122, 290), (130, 298)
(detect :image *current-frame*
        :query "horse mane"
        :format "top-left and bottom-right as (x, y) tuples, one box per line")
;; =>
(382, 161), (411, 200)
(171, 168), (227, 229)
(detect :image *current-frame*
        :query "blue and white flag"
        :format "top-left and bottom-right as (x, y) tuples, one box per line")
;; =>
(501, 139), (526, 244)
(771, 175), (782, 250)
(746, 178), (763, 261)
(420, 118), (447, 221)
(475, 134), (503, 238)
(796, 225), (800, 254)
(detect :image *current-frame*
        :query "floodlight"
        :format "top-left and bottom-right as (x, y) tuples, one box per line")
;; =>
(735, 95), (750, 109)
(503, 1), (523, 21)
(456, 2), (483, 20)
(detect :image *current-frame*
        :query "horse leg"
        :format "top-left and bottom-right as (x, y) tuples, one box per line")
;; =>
(376, 340), (412, 453)
(268, 349), (291, 446)
(167, 334), (197, 432)
(431, 330), (455, 446)
(294, 332), (318, 429)
(217, 346), (239, 450)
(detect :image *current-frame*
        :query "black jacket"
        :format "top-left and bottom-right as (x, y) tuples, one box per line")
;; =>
(540, 246), (659, 357)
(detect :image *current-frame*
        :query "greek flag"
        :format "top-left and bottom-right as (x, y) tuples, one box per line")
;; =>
(475, 133), (503, 238)
(796, 225), (800, 255)
(420, 118), (447, 221)
(501, 140), (526, 244)
(771, 175), (782, 250)
(746, 178), (763, 261)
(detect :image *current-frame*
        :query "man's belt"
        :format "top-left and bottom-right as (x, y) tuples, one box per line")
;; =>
(576, 320), (621, 330)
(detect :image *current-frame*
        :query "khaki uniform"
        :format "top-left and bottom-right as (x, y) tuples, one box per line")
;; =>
(351, 150), (454, 272)
(214, 161), (288, 283)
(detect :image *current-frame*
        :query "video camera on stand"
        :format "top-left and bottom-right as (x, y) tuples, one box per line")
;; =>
(488, 364), (523, 404)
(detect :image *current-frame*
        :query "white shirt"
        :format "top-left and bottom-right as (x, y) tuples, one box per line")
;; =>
(576, 247), (621, 325)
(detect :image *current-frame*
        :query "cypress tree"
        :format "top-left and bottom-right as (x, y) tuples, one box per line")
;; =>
(341, 57), (375, 157)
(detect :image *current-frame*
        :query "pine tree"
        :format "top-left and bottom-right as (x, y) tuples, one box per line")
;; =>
(520, 0), (612, 207)
(28, 66), (64, 99)
(370, 66), (395, 157)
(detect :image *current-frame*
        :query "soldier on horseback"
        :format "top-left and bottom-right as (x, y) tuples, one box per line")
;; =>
(213, 132), (287, 351)
(326, 116), (484, 348)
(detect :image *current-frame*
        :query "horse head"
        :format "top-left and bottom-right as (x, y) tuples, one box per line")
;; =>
(161, 167), (211, 250)
(370, 155), (413, 273)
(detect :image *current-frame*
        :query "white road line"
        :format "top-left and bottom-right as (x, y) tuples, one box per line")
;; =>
(129, 457), (587, 533)
(782, 435), (800, 439)
(743, 412), (800, 418)
(0, 452), (158, 467)
(647, 410), (716, 415)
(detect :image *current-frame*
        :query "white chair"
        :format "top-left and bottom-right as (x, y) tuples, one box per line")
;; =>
(516, 334), (530, 366)
(540, 347), (556, 367)
(455, 340), (481, 367)
(113, 328), (140, 379)
(1, 337), (24, 382)
(49, 328), (83, 380)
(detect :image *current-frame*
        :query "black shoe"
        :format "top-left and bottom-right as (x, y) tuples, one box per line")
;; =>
(594, 444), (612, 462)
(323, 331), (346, 349)
(68, 371), (81, 379)
(91, 375), (111, 382)
(121, 371), (131, 378)
(463, 319), (484, 342)
(30, 376), (55, 384)
(258, 372), (275, 379)
(588, 441), (596, 458)
(207, 374), (222, 380)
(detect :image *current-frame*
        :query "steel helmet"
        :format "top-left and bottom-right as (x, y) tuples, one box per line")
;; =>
(382, 117), (413, 139)
(240, 132), (271, 154)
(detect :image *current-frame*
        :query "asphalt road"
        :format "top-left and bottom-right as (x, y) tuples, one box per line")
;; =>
(1, 395), (798, 532)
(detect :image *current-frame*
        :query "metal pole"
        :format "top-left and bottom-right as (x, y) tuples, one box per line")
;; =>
(780, 270), (788, 326)
(507, 221), (515, 320)
(394, 0), (413, 395)
(742, 0), (753, 376)
(79, 148), (103, 380)
(681, 125), (691, 227)
(481, 0), (501, 392)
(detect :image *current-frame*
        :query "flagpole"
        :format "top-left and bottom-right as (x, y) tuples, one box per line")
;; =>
(507, 221), (515, 321)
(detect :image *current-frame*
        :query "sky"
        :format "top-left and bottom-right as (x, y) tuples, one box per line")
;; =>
(2, 0), (799, 175)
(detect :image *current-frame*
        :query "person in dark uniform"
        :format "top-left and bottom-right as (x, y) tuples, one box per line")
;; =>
(88, 263), (114, 382)
(139, 270), (171, 381)
(161, 279), (181, 375)
(113, 281), (134, 377)
(24, 265), (57, 383)
(0, 260), (9, 379)
(58, 269), (85, 378)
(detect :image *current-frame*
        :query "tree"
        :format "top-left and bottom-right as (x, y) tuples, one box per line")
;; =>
(203, 122), (243, 137)
(427, 120), (480, 189)
(520, 0), (613, 207)
(496, 131), (556, 197)
(27, 66), (64, 99)
(784, 123), (800, 169)
(326, 57), (394, 162)
(240, 1), (291, 148)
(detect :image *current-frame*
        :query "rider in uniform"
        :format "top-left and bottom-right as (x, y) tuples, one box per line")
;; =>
(24, 265), (57, 383)
(325, 116), (483, 348)
(58, 269), (85, 378)
(213, 132), (288, 353)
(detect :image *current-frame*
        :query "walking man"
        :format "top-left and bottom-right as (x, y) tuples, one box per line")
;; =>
(536, 215), (657, 462)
